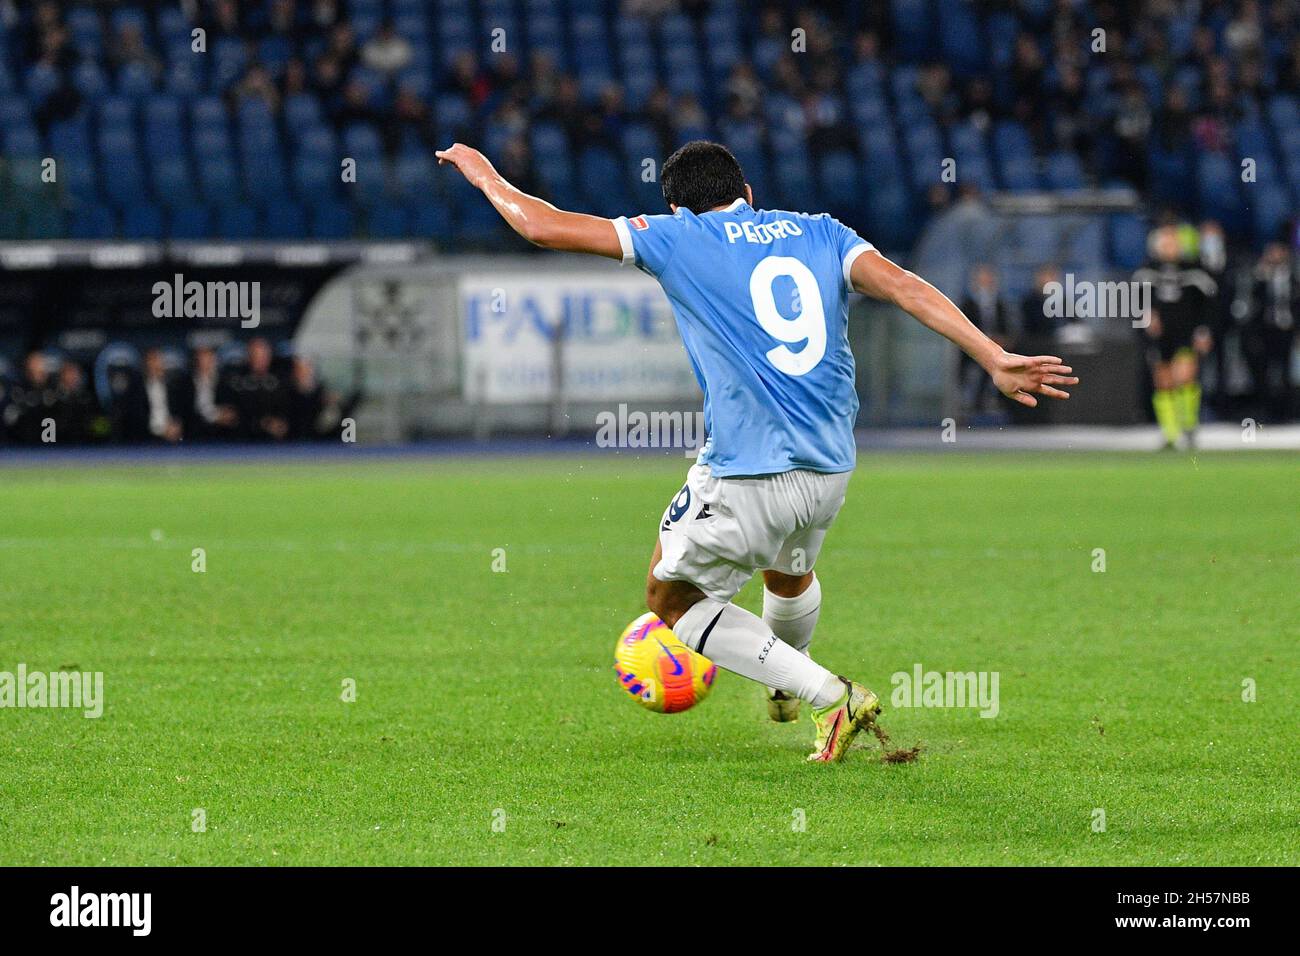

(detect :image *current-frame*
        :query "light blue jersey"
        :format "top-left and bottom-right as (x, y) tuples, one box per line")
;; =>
(614, 199), (873, 478)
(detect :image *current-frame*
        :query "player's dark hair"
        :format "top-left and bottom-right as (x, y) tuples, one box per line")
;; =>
(661, 141), (748, 214)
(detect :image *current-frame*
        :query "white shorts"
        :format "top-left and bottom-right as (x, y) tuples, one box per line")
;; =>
(652, 463), (852, 603)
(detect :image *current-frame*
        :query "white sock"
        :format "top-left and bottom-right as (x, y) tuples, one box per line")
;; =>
(672, 598), (843, 708)
(762, 574), (822, 697)
(763, 574), (821, 654)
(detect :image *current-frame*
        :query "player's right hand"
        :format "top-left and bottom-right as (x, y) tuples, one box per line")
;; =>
(988, 352), (1078, 408)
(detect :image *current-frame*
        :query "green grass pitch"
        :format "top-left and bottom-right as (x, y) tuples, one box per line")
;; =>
(1, 451), (1295, 866)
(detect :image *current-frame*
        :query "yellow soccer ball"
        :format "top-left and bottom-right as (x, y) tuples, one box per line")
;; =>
(614, 612), (717, 713)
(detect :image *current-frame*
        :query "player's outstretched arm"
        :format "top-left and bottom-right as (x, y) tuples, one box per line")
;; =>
(850, 249), (1079, 407)
(436, 143), (624, 260)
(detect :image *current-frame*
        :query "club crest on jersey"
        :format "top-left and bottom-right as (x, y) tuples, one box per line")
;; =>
(630, 216), (649, 231)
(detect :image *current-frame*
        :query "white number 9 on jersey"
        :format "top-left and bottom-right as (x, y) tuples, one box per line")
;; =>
(748, 255), (826, 376)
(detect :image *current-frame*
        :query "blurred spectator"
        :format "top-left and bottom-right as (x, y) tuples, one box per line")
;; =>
(497, 136), (544, 199)
(444, 51), (491, 109)
(201, 0), (244, 40)
(360, 20), (413, 76)
(325, 22), (358, 74)
(185, 347), (240, 441)
(52, 361), (101, 444)
(124, 348), (185, 444)
(1020, 265), (1064, 341)
(960, 265), (1015, 412)
(384, 82), (436, 154)
(1246, 243), (1298, 419)
(312, 53), (346, 106)
(109, 22), (162, 80)
(287, 355), (360, 441)
(228, 338), (290, 441)
(288, 355), (328, 440)
(265, 0), (297, 38)
(541, 75), (587, 145)
(1197, 221), (1234, 413)
(232, 63), (281, 114)
(334, 78), (378, 129)
(2, 352), (59, 445)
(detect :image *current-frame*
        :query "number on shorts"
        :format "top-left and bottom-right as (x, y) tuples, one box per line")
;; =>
(748, 255), (826, 376)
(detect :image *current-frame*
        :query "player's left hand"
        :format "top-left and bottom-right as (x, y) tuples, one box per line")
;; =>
(435, 143), (497, 190)
(988, 352), (1078, 407)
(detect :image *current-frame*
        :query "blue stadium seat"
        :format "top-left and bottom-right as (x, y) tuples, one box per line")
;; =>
(25, 64), (63, 102)
(121, 202), (164, 239)
(157, 8), (190, 42)
(435, 94), (472, 142)
(530, 122), (567, 159)
(367, 203), (410, 238)
(818, 150), (861, 217)
(579, 147), (631, 219)
(260, 199), (307, 240)
(393, 155), (436, 199)
(116, 62), (156, 97)
(0, 95), (30, 130)
(49, 120), (92, 157)
(1267, 95), (1299, 135)
(865, 186), (915, 250)
(216, 203), (259, 239)
(198, 159), (240, 205)
(69, 203), (116, 239)
(243, 155), (287, 204)
(892, 0), (936, 61)
(152, 157), (196, 206)
(847, 61), (886, 99)
(343, 124), (383, 159)
(238, 122), (280, 158)
(169, 204), (212, 240)
(68, 8), (104, 50)
(0, 205), (21, 239)
(109, 8), (149, 36)
(1251, 184), (1291, 244)
(999, 157), (1041, 192)
(59, 156), (98, 203)
(535, 155), (579, 209)
(1064, 219), (1106, 269)
(939, 1), (985, 74)
(166, 61), (203, 96)
(192, 127), (231, 160)
(294, 156), (336, 200)
(3, 125), (41, 156)
(212, 38), (248, 89)
(23, 204), (64, 239)
(1045, 152), (1085, 190)
(144, 96), (183, 147)
(775, 151), (817, 212)
(284, 94), (323, 134)
(102, 167), (148, 207)
(394, 68), (432, 101)
(993, 121), (1034, 163)
(411, 203), (452, 242)
(99, 95), (135, 129)
(1108, 214), (1149, 270)
(621, 124), (661, 165)
(298, 124), (338, 158)
(310, 201), (356, 239)
(74, 62), (109, 99)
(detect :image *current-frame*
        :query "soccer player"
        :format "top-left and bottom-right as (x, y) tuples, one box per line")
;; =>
(438, 140), (1077, 762)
